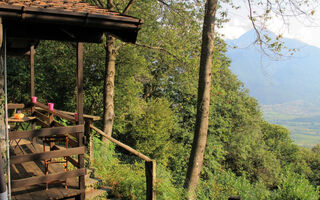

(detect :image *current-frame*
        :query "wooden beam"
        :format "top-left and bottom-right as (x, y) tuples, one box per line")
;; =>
(76, 42), (85, 200)
(145, 160), (156, 200)
(77, 42), (84, 125)
(60, 110), (100, 121)
(33, 102), (76, 123)
(52, 120), (65, 127)
(10, 147), (85, 164)
(9, 125), (84, 140)
(33, 110), (49, 123)
(90, 125), (152, 162)
(30, 45), (35, 98)
(34, 118), (50, 128)
(51, 145), (80, 168)
(11, 168), (86, 189)
(8, 103), (24, 110)
(0, 17), (2, 49)
(66, 156), (80, 168)
(35, 107), (100, 121)
(85, 120), (94, 167)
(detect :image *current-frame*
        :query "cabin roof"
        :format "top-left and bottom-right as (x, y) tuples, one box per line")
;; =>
(1, 0), (121, 17)
(0, 0), (143, 55)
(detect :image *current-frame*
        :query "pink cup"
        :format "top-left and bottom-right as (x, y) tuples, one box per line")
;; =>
(48, 103), (54, 111)
(74, 112), (78, 121)
(32, 96), (37, 103)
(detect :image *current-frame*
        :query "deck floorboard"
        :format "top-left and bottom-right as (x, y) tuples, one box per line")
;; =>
(10, 140), (83, 200)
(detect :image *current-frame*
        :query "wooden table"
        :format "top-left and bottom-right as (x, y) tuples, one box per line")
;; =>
(9, 116), (36, 123)
(9, 116), (36, 150)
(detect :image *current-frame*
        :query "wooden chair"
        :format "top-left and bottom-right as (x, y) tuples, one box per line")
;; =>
(39, 135), (69, 190)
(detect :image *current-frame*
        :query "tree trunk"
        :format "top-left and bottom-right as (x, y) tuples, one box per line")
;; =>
(184, 0), (218, 199)
(101, 0), (136, 145)
(102, 35), (116, 145)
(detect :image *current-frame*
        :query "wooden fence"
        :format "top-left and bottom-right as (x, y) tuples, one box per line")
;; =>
(89, 124), (156, 200)
(9, 125), (85, 190)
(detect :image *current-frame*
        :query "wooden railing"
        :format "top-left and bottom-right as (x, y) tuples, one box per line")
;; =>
(88, 124), (156, 200)
(10, 101), (156, 199)
(33, 102), (76, 123)
(9, 125), (85, 189)
(8, 102), (88, 198)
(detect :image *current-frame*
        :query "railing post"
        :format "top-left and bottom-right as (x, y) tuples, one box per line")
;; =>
(145, 160), (156, 200)
(84, 119), (93, 167)
(76, 42), (85, 200)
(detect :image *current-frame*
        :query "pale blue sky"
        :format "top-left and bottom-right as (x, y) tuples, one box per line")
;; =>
(218, 1), (320, 47)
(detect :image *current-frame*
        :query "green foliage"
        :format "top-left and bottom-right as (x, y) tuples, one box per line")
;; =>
(197, 170), (270, 200)
(270, 168), (319, 200)
(92, 136), (183, 199)
(129, 98), (175, 165)
(6, 1), (320, 199)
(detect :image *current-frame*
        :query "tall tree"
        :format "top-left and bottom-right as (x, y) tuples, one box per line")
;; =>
(102, 0), (135, 144)
(184, 0), (218, 199)
(184, 0), (318, 198)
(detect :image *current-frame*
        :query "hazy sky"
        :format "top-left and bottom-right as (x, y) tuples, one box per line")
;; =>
(218, 1), (320, 47)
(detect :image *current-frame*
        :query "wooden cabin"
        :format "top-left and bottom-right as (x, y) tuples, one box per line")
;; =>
(0, 0), (145, 199)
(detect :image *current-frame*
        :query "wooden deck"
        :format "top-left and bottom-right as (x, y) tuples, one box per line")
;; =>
(10, 140), (83, 200)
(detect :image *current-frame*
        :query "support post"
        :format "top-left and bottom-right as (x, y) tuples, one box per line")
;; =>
(76, 42), (85, 200)
(145, 160), (156, 200)
(30, 45), (37, 146)
(84, 119), (93, 167)
(30, 45), (35, 98)
(3, 27), (10, 200)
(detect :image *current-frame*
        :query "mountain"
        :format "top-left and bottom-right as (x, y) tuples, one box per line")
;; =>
(226, 30), (320, 146)
(227, 30), (320, 105)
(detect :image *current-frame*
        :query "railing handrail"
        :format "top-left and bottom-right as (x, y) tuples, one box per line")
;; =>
(89, 124), (153, 162)
(33, 102), (76, 123)
(34, 106), (100, 121)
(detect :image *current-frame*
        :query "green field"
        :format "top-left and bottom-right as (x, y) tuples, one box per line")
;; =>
(262, 101), (320, 147)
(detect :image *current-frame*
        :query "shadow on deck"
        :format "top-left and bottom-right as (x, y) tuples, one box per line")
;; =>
(10, 141), (83, 200)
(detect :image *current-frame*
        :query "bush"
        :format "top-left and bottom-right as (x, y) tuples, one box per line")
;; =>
(92, 136), (183, 199)
(197, 170), (270, 200)
(270, 168), (319, 200)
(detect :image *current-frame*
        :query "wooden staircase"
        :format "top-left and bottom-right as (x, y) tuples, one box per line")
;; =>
(85, 169), (110, 200)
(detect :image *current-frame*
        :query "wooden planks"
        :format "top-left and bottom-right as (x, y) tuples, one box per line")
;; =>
(9, 125), (84, 140)
(11, 143), (84, 199)
(11, 168), (86, 189)
(11, 147), (85, 164)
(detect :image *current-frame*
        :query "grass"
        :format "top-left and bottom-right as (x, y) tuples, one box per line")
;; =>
(263, 111), (320, 147)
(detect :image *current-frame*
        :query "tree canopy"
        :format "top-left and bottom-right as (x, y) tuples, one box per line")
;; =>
(6, 0), (320, 199)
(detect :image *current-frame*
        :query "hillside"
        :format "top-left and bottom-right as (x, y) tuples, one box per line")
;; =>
(227, 30), (320, 146)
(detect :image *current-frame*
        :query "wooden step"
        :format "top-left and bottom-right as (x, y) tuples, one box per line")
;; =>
(85, 168), (94, 179)
(85, 177), (100, 191)
(85, 188), (108, 200)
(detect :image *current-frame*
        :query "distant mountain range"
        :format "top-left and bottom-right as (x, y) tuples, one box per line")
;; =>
(227, 30), (320, 105)
(226, 30), (320, 146)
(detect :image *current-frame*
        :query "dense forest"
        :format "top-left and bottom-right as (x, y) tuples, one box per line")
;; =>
(6, 1), (320, 199)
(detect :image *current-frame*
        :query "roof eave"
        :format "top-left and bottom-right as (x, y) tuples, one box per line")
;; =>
(0, 5), (143, 43)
